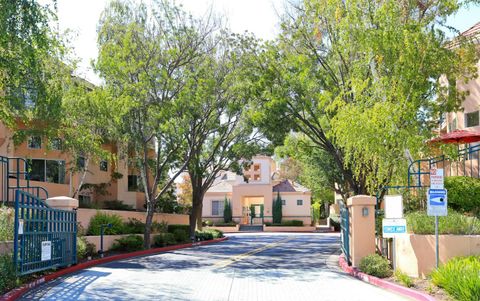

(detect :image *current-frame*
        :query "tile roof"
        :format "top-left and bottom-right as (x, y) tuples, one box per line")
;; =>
(461, 21), (480, 41)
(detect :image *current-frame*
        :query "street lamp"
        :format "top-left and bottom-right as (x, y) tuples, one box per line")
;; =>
(99, 223), (112, 258)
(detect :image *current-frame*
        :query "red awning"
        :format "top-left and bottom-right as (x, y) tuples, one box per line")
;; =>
(429, 129), (480, 144)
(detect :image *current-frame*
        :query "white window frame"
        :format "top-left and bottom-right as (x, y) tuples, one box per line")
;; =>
(212, 200), (224, 216)
(297, 199), (303, 206)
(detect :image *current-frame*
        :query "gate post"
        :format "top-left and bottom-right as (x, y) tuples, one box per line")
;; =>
(347, 195), (376, 267)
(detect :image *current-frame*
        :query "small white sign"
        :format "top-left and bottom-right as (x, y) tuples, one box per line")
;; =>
(382, 218), (407, 238)
(427, 189), (448, 216)
(41, 241), (52, 261)
(430, 168), (444, 189)
(384, 195), (403, 219)
(18, 219), (24, 235)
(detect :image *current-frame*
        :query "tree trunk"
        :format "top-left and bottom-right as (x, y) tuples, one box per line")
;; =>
(144, 199), (154, 248)
(72, 157), (90, 199)
(196, 202), (203, 231)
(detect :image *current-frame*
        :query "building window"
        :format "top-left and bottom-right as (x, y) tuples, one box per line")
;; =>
(28, 159), (65, 184)
(297, 199), (303, 206)
(212, 200), (224, 216)
(465, 111), (479, 128)
(79, 195), (91, 207)
(49, 138), (63, 151)
(253, 174), (261, 181)
(27, 136), (41, 149)
(99, 160), (108, 172)
(253, 164), (260, 172)
(128, 175), (138, 191)
(77, 156), (85, 169)
(449, 117), (457, 132)
(281, 199), (286, 206)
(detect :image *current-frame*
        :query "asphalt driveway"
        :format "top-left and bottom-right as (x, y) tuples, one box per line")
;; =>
(19, 233), (410, 301)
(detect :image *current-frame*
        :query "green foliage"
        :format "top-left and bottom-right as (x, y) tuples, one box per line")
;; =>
(103, 200), (134, 211)
(152, 221), (168, 234)
(77, 236), (96, 259)
(431, 256), (480, 301)
(213, 222), (237, 227)
(203, 229), (223, 239)
(87, 212), (124, 235)
(250, 204), (256, 219)
(358, 254), (393, 278)
(329, 214), (341, 232)
(394, 270), (414, 288)
(111, 235), (144, 252)
(375, 210), (384, 236)
(167, 224), (190, 234)
(123, 218), (145, 234)
(0, 206), (14, 241)
(265, 220), (304, 226)
(444, 177), (480, 215)
(406, 211), (480, 235)
(0, 255), (17, 294)
(172, 229), (189, 243)
(153, 233), (176, 247)
(223, 198), (232, 223)
(272, 192), (283, 224)
(195, 230), (214, 241)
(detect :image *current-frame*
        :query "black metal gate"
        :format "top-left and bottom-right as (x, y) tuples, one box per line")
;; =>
(13, 190), (77, 275)
(340, 201), (350, 264)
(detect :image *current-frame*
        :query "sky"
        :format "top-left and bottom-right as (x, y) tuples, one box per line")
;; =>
(54, 0), (480, 85)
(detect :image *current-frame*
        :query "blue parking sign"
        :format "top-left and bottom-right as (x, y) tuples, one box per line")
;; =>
(427, 189), (447, 216)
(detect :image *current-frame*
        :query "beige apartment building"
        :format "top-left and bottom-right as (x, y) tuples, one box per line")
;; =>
(201, 156), (312, 225)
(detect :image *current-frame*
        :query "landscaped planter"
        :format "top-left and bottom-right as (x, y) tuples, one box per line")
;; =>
(263, 225), (316, 232)
(395, 234), (480, 278)
(84, 234), (156, 252)
(205, 225), (239, 233)
(0, 241), (13, 256)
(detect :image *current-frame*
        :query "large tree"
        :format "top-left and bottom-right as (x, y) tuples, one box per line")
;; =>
(248, 0), (478, 199)
(95, 0), (215, 248)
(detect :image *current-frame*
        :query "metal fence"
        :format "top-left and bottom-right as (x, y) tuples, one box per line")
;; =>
(13, 190), (76, 276)
(340, 200), (350, 264)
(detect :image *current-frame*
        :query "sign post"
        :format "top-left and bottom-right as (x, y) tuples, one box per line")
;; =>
(428, 168), (447, 268)
(383, 195), (406, 271)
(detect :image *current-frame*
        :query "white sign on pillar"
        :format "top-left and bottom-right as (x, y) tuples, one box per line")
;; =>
(430, 168), (444, 189)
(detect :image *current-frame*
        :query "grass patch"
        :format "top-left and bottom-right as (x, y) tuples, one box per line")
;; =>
(0, 206), (14, 241)
(394, 270), (414, 287)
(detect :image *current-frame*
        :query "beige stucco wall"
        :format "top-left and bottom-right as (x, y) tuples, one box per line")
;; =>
(232, 184), (273, 221)
(77, 208), (189, 230)
(395, 234), (480, 278)
(347, 195), (376, 267)
(276, 192), (311, 222)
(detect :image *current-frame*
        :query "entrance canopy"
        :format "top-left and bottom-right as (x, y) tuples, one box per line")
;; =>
(429, 129), (480, 144)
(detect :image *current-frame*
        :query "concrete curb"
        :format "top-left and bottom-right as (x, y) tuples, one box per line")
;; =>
(338, 255), (436, 301)
(0, 237), (228, 301)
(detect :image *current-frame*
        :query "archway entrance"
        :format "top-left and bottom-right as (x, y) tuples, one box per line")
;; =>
(242, 196), (264, 224)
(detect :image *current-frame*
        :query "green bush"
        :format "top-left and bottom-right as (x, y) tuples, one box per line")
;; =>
(153, 233), (176, 247)
(102, 200), (134, 211)
(195, 230), (214, 241)
(431, 256), (480, 301)
(406, 211), (480, 235)
(77, 236), (96, 259)
(111, 235), (144, 252)
(329, 214), (341, 231)
(203, 220), (213, 226)
(167, 224), (190, 234)
(223, 198), (232, 223)
(0, 255), (17, 294)
(213, 222), (237, 227)
(358, 254), (392, 278)
(265, 220), (304, 226)
(87, 211), (125, 235)
(123, 218), (145, 234)
(0, 207), (14, 241)
(172, 229), (189, 243)
(394, 270), (414, 288)
(445, 176), (480, 215)
(152, 221), (168, 233)
(203, 229), (223, 239)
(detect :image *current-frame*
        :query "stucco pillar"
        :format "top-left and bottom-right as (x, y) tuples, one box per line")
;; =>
(46, 196), (79, 211)
(347, 195), (376, 267)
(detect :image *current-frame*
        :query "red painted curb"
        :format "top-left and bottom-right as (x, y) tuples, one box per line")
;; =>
(0, 237), (228, 301)
(338, 255), (437, 301)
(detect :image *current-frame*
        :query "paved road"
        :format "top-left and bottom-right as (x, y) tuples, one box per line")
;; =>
(20, 233), (410, 301)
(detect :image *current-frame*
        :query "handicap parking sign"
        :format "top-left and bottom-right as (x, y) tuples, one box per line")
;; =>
(427, 189), (447, 216)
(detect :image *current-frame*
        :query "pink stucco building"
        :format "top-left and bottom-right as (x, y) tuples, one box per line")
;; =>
(201, 156), (312, 225)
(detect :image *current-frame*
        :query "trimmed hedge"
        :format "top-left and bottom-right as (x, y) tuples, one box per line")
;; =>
(123, 218), (145, 234)
(359, 254), (392, 278)
(406, 211), (480, 235)
(153, 233), (176, 247)
(172, 229), (189, 243)
(111, 235), (144, 252)
(265, 220), (304, 226)
(432, 256), (480, 301)
(167, 224), (190, 234)
(87, 212), (124, 235)
(444, 176), (480, 215)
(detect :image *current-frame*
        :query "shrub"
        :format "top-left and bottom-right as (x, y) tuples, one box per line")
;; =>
(431, 256), (480, 301)
(329, 214), (341, 231)
(223, 198), (232, 223)
(0, 255), (17, 294)
(203, 229), (223, 239)
(394, 270), (414, 288)
(203, 220), (213, 227)
(153, 233), (176, 247)
(123, 218), (145, 234)
(444, 176), (480, 215)
(358, 254), (392, 278)
(102, 200), (134, 211)
(406, 211), (480, 235)
(152, 221), (168, 234)
(213, 222), (237, 227)
(77, 236), (96, 259)
(195, 230), (214, 241)
(167, 224), (190, 234)
(0, 207), (14, 241)
(172, 229), (189, 243)
(265, 220), (304, 226)
(87, 212), (125, 235)
(273, 192), (283, 224)
(111, 235), (144, 252)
